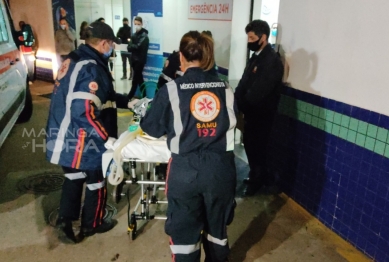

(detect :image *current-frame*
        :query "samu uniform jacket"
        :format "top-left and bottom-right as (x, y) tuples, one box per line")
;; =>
(140, 67), (237, 261)
(127, 28), (149, 65)
(46, 44), (128, 170)
(141, 67), (236, 154)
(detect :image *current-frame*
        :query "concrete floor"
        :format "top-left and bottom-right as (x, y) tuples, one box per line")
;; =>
(0, 66), (373, 261)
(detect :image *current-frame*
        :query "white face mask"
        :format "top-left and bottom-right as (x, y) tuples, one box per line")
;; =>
(60, 25), (66, 30)
(134, 25), (142, 31)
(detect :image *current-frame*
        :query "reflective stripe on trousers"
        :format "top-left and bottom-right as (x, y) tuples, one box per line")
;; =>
(87, 181), (105, 190)
(65, 172), (86, 180)
(170, 240), (201, 255)
(203, 231), (228, 246)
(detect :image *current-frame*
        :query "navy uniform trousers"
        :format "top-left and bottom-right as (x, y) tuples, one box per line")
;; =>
(243, 108), (277, 185)
(165, 151), (236, 262)
(59, 166), (107, 229)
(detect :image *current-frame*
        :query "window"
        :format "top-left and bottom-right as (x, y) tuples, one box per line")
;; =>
(0, 6), (9, 43)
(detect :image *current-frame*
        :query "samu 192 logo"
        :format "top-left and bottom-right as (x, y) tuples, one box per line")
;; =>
(190, 91), (220, 122)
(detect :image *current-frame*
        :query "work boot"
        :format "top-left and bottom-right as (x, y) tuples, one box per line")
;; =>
(56, 217), (77, 243)
(79, 219), (117, 238)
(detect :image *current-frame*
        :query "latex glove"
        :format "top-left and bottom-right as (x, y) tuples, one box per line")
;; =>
(128, 99), (140, 109)
(104, 137), (117, 150)
(133, 97), (152, 117)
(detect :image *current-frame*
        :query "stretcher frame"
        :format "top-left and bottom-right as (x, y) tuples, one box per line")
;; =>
(104, 97), (169, 239)
(111, 157), (168, 240)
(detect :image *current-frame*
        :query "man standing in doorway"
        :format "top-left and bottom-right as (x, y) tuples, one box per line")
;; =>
(127, 16), (149, 99)
(234, 19), (284, 196)
(116, 17), (132, 80)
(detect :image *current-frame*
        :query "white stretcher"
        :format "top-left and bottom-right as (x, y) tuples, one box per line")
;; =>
(102, 130), (171, 181)
(102, 102), (170, 239)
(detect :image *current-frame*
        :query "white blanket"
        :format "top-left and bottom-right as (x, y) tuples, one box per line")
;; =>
(106, 131), (171, 163)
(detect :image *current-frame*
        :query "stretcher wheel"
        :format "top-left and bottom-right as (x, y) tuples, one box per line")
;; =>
(132, 224), (137, 240)
(112, 182), (124, 204)
(128, 213), (137, 240)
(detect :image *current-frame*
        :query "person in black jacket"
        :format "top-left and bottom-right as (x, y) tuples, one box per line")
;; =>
(127, 16), (149, 99)
(234, 19), (284, 196)
(117, 17), (132, 80)
(157, 50), (183, 88)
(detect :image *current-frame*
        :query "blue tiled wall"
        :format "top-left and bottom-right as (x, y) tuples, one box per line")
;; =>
(269, 86), (389, 262)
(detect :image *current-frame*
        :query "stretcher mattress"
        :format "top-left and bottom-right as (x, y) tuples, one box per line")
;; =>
(105, 130), (171, 163)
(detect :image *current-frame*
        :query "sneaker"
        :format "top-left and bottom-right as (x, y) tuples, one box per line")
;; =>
(56, 217), (77, 243)
(79, 219), (117, 238)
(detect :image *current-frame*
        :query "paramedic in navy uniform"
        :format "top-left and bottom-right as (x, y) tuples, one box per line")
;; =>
(140, 31), (237, 262)
(46, 22), (127, 243)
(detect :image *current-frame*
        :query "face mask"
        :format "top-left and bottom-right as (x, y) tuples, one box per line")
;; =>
(134, 25), (142, 31)
(247, 38), (262, 52)
(60, 25), (66, 30)
(103, 45), (113, 58)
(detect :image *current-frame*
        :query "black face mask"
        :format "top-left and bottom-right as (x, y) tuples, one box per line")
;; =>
(247, 38), (262, 52)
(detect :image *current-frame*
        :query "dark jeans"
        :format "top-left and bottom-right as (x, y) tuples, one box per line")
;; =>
(128, 60), (145, 99)
(121, 52), (132, 77)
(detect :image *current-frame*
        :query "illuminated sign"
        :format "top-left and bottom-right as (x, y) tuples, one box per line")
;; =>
(188, 0), (233, 21)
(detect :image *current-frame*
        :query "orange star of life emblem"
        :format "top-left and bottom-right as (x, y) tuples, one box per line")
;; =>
(89, 81), (99, 91)
(57, 59), (70, 80)
(190, 91), (220, 122)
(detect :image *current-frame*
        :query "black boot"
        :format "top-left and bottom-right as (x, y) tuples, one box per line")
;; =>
(78, 219), (117, 239)
(56, 217), (77, 243)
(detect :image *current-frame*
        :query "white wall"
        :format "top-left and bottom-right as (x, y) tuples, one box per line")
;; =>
(278, 0), (389, 115)
(74, 0), (104, 24)
(228, 0), (251, 88)
(74, 0), (124, 39)
(252, 0), (262, 20)
(163, 0), (232, 69)
(109, 0), (124, 34)
(259, 0), (279, 27)
(74, 0), (104, 38)
(123, 0), (131, 24)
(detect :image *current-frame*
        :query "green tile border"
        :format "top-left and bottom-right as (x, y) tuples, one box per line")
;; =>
(278, 95), (389, 158)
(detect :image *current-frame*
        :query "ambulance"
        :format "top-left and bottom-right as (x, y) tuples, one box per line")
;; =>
(0, 0), (32, 148)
